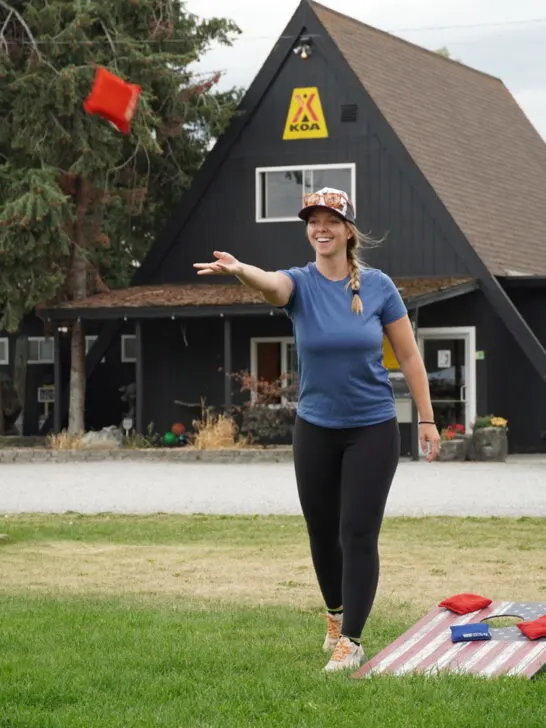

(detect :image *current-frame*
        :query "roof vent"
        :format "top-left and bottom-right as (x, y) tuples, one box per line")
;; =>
(341, 104), (358, 122)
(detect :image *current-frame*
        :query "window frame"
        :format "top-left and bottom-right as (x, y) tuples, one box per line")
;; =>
(0, 337), (8, 365)
(250, 336), (298, 408)
(27, 336), (54, 365)
(121, 334), (137, 363)
(255, 163), (356, 223)
(85, 335), (97, 354)
(85, 335), (106, 363)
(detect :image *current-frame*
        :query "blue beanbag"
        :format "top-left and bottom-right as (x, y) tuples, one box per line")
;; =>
(450, 622), (491, 643)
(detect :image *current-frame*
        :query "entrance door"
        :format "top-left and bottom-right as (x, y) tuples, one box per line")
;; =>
(250, 337), (298, 405)
(418, 327), (476, 433)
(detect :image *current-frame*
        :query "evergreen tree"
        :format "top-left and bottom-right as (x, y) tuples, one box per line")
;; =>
(0, 0), (241, 432)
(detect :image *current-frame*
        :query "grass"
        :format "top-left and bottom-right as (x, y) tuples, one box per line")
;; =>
(0, 514), (544, 727)
(1, 514), (544, 608)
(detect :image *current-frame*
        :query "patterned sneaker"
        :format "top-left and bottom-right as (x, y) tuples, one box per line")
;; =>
(323, 612), (343, 652)
(323, 636), (365, 672)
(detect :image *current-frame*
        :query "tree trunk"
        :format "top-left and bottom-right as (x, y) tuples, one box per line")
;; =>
(12, 335), (28, 435)
(68, 178), (88, 435)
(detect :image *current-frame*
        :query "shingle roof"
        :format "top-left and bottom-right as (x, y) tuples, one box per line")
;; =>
(311, 2), (546, 275)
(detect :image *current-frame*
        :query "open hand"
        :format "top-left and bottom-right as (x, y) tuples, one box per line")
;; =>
(193, 251), (242, 276)
(419, 423), (441, 462)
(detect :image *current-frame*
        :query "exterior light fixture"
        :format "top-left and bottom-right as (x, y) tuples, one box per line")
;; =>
(293, 36), (312, 60)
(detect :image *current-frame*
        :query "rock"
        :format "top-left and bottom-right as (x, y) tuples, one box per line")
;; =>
(470, 427), (508, 462)
(80, 426), (123, 450)
(438, 438), (467, 462)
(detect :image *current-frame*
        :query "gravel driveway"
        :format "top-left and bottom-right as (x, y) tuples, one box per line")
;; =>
(1, 457), (545, 516)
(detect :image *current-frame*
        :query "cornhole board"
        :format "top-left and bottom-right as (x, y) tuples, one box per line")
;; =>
(352, 601), (546, 679)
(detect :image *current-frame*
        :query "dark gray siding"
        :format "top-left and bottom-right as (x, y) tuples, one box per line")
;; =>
(419, 290), (546, 453)
(139, 315), (293, 435)
(85, 321), (140, 432)
(155, 39), (469, 284)
(0, 315), (59, 435)
(502, 286), (546, 451)
(1, 316), (138, 434)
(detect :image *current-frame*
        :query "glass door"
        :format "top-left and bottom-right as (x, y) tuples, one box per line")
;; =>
(418, 328), (476, 434)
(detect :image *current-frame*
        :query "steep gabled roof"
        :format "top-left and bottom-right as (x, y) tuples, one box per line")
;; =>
(311, 1), (546, 275)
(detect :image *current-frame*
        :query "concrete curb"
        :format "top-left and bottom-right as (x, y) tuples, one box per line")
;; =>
(0, 447), (294, 464)
(0, 448), (544, 466)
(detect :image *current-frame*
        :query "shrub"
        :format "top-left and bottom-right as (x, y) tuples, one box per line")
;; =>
(232, 370), (298, 446)
(440, 424), (466, 441)
(123, 422), (162, 449)
(473, 415), (508, 431)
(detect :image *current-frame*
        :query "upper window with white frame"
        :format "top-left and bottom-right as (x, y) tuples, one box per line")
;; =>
(256, 163), (356, 223)
(28, 337), (54, 364)
(0, 338), (8, 365)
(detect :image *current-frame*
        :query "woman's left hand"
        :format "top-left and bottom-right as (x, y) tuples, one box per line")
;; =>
(419, 423), (441, 462)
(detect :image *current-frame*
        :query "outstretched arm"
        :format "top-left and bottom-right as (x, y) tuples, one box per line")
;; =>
(193, 251), (293, 307)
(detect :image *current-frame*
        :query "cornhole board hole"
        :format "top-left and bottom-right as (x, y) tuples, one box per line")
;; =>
(352, 601), (546, 680)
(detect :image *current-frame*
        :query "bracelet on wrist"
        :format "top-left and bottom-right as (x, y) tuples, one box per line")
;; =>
(418, 420), (435, 425)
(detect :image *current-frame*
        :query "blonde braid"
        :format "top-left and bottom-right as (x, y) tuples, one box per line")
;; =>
(346, 223), (363, 315)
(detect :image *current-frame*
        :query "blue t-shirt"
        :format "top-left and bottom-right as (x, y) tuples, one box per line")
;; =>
(278, 263), (407, 428)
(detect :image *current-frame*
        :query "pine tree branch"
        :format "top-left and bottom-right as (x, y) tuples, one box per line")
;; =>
(0, 0), (41, 59)
(0, 8), (12, 54)
(0, 0), (60, 75)
(108, 140), (141, 177)
(100, 20), (118, 66)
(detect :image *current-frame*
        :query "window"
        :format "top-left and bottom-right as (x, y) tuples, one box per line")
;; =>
(256, 163), (356, 222)
(85, 335), (98, 354)
(0, 338), (8, 365)
(250, 337), (298, 406)
(122, 335), (137, 363)
(85, 335), (106, 363)
(28, 337), (54, 364)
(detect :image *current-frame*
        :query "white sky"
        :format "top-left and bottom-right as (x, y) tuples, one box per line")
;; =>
(186, 0), (546, 140)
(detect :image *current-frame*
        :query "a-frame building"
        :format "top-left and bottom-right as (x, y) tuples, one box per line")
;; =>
(35, 1), (546, 453)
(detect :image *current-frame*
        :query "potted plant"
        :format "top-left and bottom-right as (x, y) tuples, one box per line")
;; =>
(470, 415), (508, 462)
(437, 424), (467, 461)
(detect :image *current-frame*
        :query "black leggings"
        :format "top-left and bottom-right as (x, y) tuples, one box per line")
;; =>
(293, 415), (400, 641)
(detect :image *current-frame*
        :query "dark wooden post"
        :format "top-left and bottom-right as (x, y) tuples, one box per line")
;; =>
(223, 316), (232, 413)
(53, 327), (62, 433)
(411, 307), (420, 461)
(135, 321), (144, 434)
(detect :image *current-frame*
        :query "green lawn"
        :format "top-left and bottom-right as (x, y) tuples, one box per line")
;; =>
(0, 515), (544, 727)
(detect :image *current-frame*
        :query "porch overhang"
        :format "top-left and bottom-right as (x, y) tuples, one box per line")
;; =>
(40, 277), (480, 321)
(499, 275), (546, 289)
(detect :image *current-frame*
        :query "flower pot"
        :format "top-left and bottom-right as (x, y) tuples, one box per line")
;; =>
(470, 427), (508, 462)
(437, 438), (467, 462)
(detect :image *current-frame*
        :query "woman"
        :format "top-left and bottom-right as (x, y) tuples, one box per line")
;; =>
(194, 187), (440, 672)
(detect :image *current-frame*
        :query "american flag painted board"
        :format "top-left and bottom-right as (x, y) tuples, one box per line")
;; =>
(352, 601), (546, 680)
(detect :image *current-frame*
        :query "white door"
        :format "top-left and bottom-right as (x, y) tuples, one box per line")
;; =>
(418, 327), (477, 433)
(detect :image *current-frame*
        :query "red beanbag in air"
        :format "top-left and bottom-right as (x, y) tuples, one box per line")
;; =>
(438, 593), (493, 615)
(516, 615), (546, 640)
(83, 66), (141, 134)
